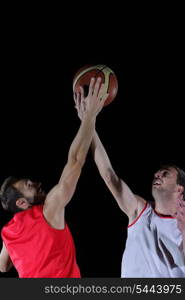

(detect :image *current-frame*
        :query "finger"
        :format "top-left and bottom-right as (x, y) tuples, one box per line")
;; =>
(79, 86), (85, 101)
(74, 93), (78, 108)
(75, 92), (80, 106)
(179, 194), (184, 201)
(180, 207), (185, 215)
(177, 211), (185, 219)
(92, 77), (102, 97)
(82, 100), (86, 112)
(75, 92), (82, 112)
(98, 83), (105, 99)
(176, 204), (185, 212)
(175, 212), (185, 224)
(74, 92), (77, 103)
(88, 77), (96, 96)
(176, 215), (185, 223)
(177, 202), (185, 212)
(179, 199), (185, 207)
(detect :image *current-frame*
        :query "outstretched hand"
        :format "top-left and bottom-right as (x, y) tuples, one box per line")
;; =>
(74, 77), (109, 120)
(173, 195), (185, 234)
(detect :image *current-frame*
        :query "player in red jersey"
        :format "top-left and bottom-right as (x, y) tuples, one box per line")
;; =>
(0, 78), (108, 278)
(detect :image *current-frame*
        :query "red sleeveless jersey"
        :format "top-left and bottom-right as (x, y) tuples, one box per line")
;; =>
(1, 205), (81, 278)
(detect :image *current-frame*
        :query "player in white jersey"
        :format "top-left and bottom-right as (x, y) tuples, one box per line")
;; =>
(75, 94), (185, 278)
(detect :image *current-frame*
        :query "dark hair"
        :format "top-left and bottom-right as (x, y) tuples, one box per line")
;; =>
(159, 164), (185, 200)
(0, 176), (24, 213)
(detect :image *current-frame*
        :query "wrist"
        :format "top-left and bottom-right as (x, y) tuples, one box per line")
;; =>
(82, 112), (96, 123)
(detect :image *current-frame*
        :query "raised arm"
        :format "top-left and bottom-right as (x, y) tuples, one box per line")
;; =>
(43, 78), (108, 229)
(75, 96), (146, 222)
(91, 131), (146, 222)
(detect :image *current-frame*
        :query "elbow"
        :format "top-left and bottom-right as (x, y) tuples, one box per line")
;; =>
(76, 156), (85, 168)
(72, 155), (85, 169)
(102, 168), (117, 185)
(102, 168), (122, 192)
(102, 169), (112, 183)
(69, 151), (85, 169)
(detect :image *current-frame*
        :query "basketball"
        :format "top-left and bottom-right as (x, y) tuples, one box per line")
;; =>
(73, 64), (118, 106)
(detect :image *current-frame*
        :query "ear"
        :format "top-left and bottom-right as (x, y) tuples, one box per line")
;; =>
(16, 198), (30, 210)
(177, 185), (184, 193)
(177, 185), (184, 200)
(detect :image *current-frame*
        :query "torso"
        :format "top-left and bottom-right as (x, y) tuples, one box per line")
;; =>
(121, 202), (185, 277)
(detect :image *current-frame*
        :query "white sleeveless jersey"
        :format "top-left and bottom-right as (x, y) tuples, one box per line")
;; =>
(121, 202), (185, 277)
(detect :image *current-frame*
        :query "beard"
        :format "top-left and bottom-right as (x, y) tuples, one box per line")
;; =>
(27, 193), (46, 206)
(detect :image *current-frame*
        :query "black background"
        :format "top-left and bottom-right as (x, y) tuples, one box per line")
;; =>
(0, 21), (184, 278)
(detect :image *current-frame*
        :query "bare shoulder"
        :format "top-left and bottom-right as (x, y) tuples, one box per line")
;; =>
(135, 195), (147, 212)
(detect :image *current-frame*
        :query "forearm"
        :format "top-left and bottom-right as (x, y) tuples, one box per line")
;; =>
(91, 130), (113, 177)
(91, 131), (143, 216)
(68, 114), (96, 166)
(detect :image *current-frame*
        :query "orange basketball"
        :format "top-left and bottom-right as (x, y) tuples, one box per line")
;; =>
(73, 64), (118, 106)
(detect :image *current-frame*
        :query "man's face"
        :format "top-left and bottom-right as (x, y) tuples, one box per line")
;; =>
(13, 179), (46, 205)
(152, 167), (179, 196)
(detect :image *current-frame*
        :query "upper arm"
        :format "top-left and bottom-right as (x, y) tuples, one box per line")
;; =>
(102, 168), (146, 218)
(43, 159), (82, 228)
(0, 242), (13, 272)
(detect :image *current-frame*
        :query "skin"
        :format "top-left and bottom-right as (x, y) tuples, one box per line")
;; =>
(75, 94), (185, 256)
(152, 168), (184, 216)
(0, 77), (109, 273)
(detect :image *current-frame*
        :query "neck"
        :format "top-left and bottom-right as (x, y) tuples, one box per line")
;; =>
(154, 195), (176, 216)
